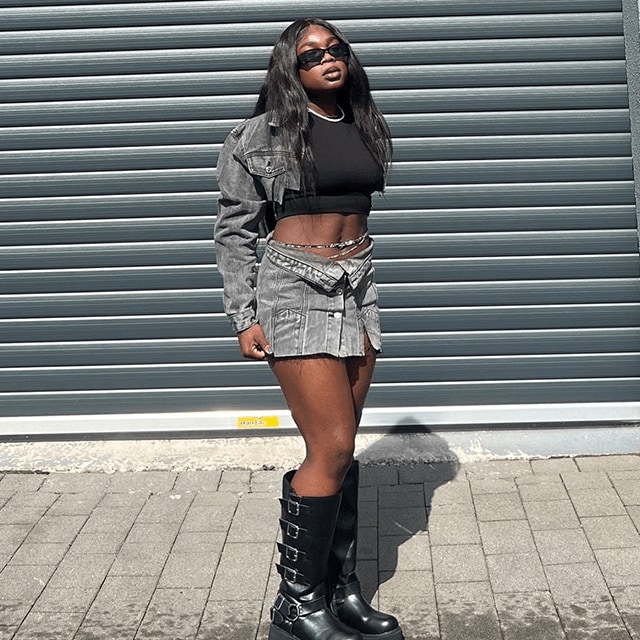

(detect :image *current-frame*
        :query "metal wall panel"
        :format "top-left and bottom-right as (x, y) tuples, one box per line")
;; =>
(0, 0), (639, 430)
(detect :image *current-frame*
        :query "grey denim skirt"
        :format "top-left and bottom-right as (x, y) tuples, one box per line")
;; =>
(256, 238), (382, 358)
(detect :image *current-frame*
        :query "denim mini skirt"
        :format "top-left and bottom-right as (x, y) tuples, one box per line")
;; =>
(256, 238), (382, 358)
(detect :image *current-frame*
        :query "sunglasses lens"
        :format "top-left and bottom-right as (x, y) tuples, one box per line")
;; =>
(299, 50), (324, 66)
(330, 44), (349, 58)
(298, 43), (349, 67)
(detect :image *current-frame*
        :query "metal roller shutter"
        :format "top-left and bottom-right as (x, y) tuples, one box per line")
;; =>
(0, 0), (638, 433)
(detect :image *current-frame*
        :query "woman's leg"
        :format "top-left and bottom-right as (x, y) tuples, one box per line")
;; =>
(269, 340), (376, 497)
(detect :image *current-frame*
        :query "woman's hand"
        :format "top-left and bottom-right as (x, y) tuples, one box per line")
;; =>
(237, 324), (273, 360)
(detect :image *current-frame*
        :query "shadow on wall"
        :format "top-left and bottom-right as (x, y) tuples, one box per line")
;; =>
(356, 420), (460, 599)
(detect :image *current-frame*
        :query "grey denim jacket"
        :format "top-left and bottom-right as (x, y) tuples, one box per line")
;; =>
(214, 113), (301, 333)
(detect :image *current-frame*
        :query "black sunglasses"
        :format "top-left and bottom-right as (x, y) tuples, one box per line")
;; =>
(297, 43), (350, 68)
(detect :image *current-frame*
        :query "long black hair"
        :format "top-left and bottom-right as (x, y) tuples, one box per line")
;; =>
(253, 18), (392, 190)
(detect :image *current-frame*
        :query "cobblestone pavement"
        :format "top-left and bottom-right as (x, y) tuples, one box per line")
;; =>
(0, 455), (639, 639)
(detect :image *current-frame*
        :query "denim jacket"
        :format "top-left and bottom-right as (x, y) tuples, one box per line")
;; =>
(214, 113), (301, 333)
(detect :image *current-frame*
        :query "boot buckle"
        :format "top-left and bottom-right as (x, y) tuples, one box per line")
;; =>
(287, 499), (301, 516)
(285, 546), (299, 562)
(272, 593), (301, 621)
(286, 522), (300, 539)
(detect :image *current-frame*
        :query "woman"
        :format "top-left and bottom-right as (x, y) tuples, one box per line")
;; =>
(215, 18), (403, 640)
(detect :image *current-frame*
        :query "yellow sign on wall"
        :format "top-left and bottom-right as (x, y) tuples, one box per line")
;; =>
(236, 416), (281, 429)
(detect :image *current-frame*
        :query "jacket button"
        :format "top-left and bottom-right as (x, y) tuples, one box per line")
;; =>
(333, 311), (341, 319)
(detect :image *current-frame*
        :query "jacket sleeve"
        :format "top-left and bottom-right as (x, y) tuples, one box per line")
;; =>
(214, 127), (268, 334)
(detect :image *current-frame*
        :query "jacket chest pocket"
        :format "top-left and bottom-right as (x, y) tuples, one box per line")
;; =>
(246, 151), (299, 204)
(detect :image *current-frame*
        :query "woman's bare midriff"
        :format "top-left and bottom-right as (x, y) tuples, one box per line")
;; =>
(272, 212), (369, 260)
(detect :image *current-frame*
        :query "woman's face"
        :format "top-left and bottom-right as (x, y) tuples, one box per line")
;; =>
(296, 25), (349, 95)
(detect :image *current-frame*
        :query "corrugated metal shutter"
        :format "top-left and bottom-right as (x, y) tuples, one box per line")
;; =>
(1, 0), (639, 432)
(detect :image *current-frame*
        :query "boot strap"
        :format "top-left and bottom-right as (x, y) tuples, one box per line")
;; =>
(276, 563), (310, 585)
(270, 592), (325, 623)
(333, 579), (362, 600)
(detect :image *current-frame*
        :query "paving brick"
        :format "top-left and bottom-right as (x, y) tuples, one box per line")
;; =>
(377, 569), (435, 599)
(98, 492), (149, 510)
(157, 552), (220, 589)
(180, 497), (238, 533)
(48, 553), (114, 590)
(517, 481), (570, 502)
(13, 611), (84, 640)
(0, 506), (49, 526)
(0, 601), (29, 629)
(430, 478), (473, 506)
(0, 626), (18, 640)
(469, 476), (518, 494)
(495, 591), (565, 640)
(249, 469), (281, 493)
(32, 585), (100, 613)
(575, 454), (640, 472)
(4, 492), (58, 510)
(358, 497), (377, 526)
(379, 484), (426, 508)
(595, 547), (640, 587)
(530, 457), (579, 475)
(544, 562), (610, 603)
(436, 581), (502, 640)
(209, 542), (274, 602)
(609, 476), (640, 506)
(0, 564), (55, 602)
(486, 553), (548, 593)
(399, 461), (459, 485)
(88, 575), (156, 611)
(473, 493), (526, 521)
(431, 544), (488, 583)
(46, 492), (104, 517)
(135, 493), (193, 524)
(197, 600), (263, 640)
(173, 470), (222, 493)
(516, 473), (564, 485)
(523, 500), (580, 530)
(561, 470), (611, 490)
(0, 525), (32, 555)
(379, 533), (431, 571)
(378, 507), (429, 536)
(218, 469), (251, 493)
(0, 474), (45, 492)
(479, 520), (536, 554)
(136, 587), (208, 640)
(581, 516), (640, 549)
(360, 465), (398, 486)
(463, 460), (532, 477)
(226, 494), (279, 543)
(629, 506), (640, 531)
(533, 528), (595, 565)
(109, 542), (171, 576)
(172, 531), (226, 555)
(25, 515), (87, 544)
(378, 598), (440, 640)
(8, 543), (69, 566)
(107, 471), (177, 494)
(428, 513), (480, 545)
(67, 531), (128, 555)
(567, 487), (627, 517)
(358, 526), (377, 560)
(611, 586), (640, 639)
(125, 522), (180, 545)
(556, 599), (630, 639)
(81, 507), (139, 534)
(39, 472), (111, 494)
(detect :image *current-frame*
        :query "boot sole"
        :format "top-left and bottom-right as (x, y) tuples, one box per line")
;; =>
(268, 624), (297, 640)
(362, 629), (404, 640)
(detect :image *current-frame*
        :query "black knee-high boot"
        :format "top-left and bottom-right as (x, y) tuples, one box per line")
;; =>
(328, 461), (404, 640)
(269, 471), (361, 640)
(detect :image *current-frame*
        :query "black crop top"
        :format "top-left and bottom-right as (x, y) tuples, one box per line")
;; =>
(277, 112), (384, 219)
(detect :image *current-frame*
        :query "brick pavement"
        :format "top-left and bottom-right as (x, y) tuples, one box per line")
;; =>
(0, 455), (639, 639)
